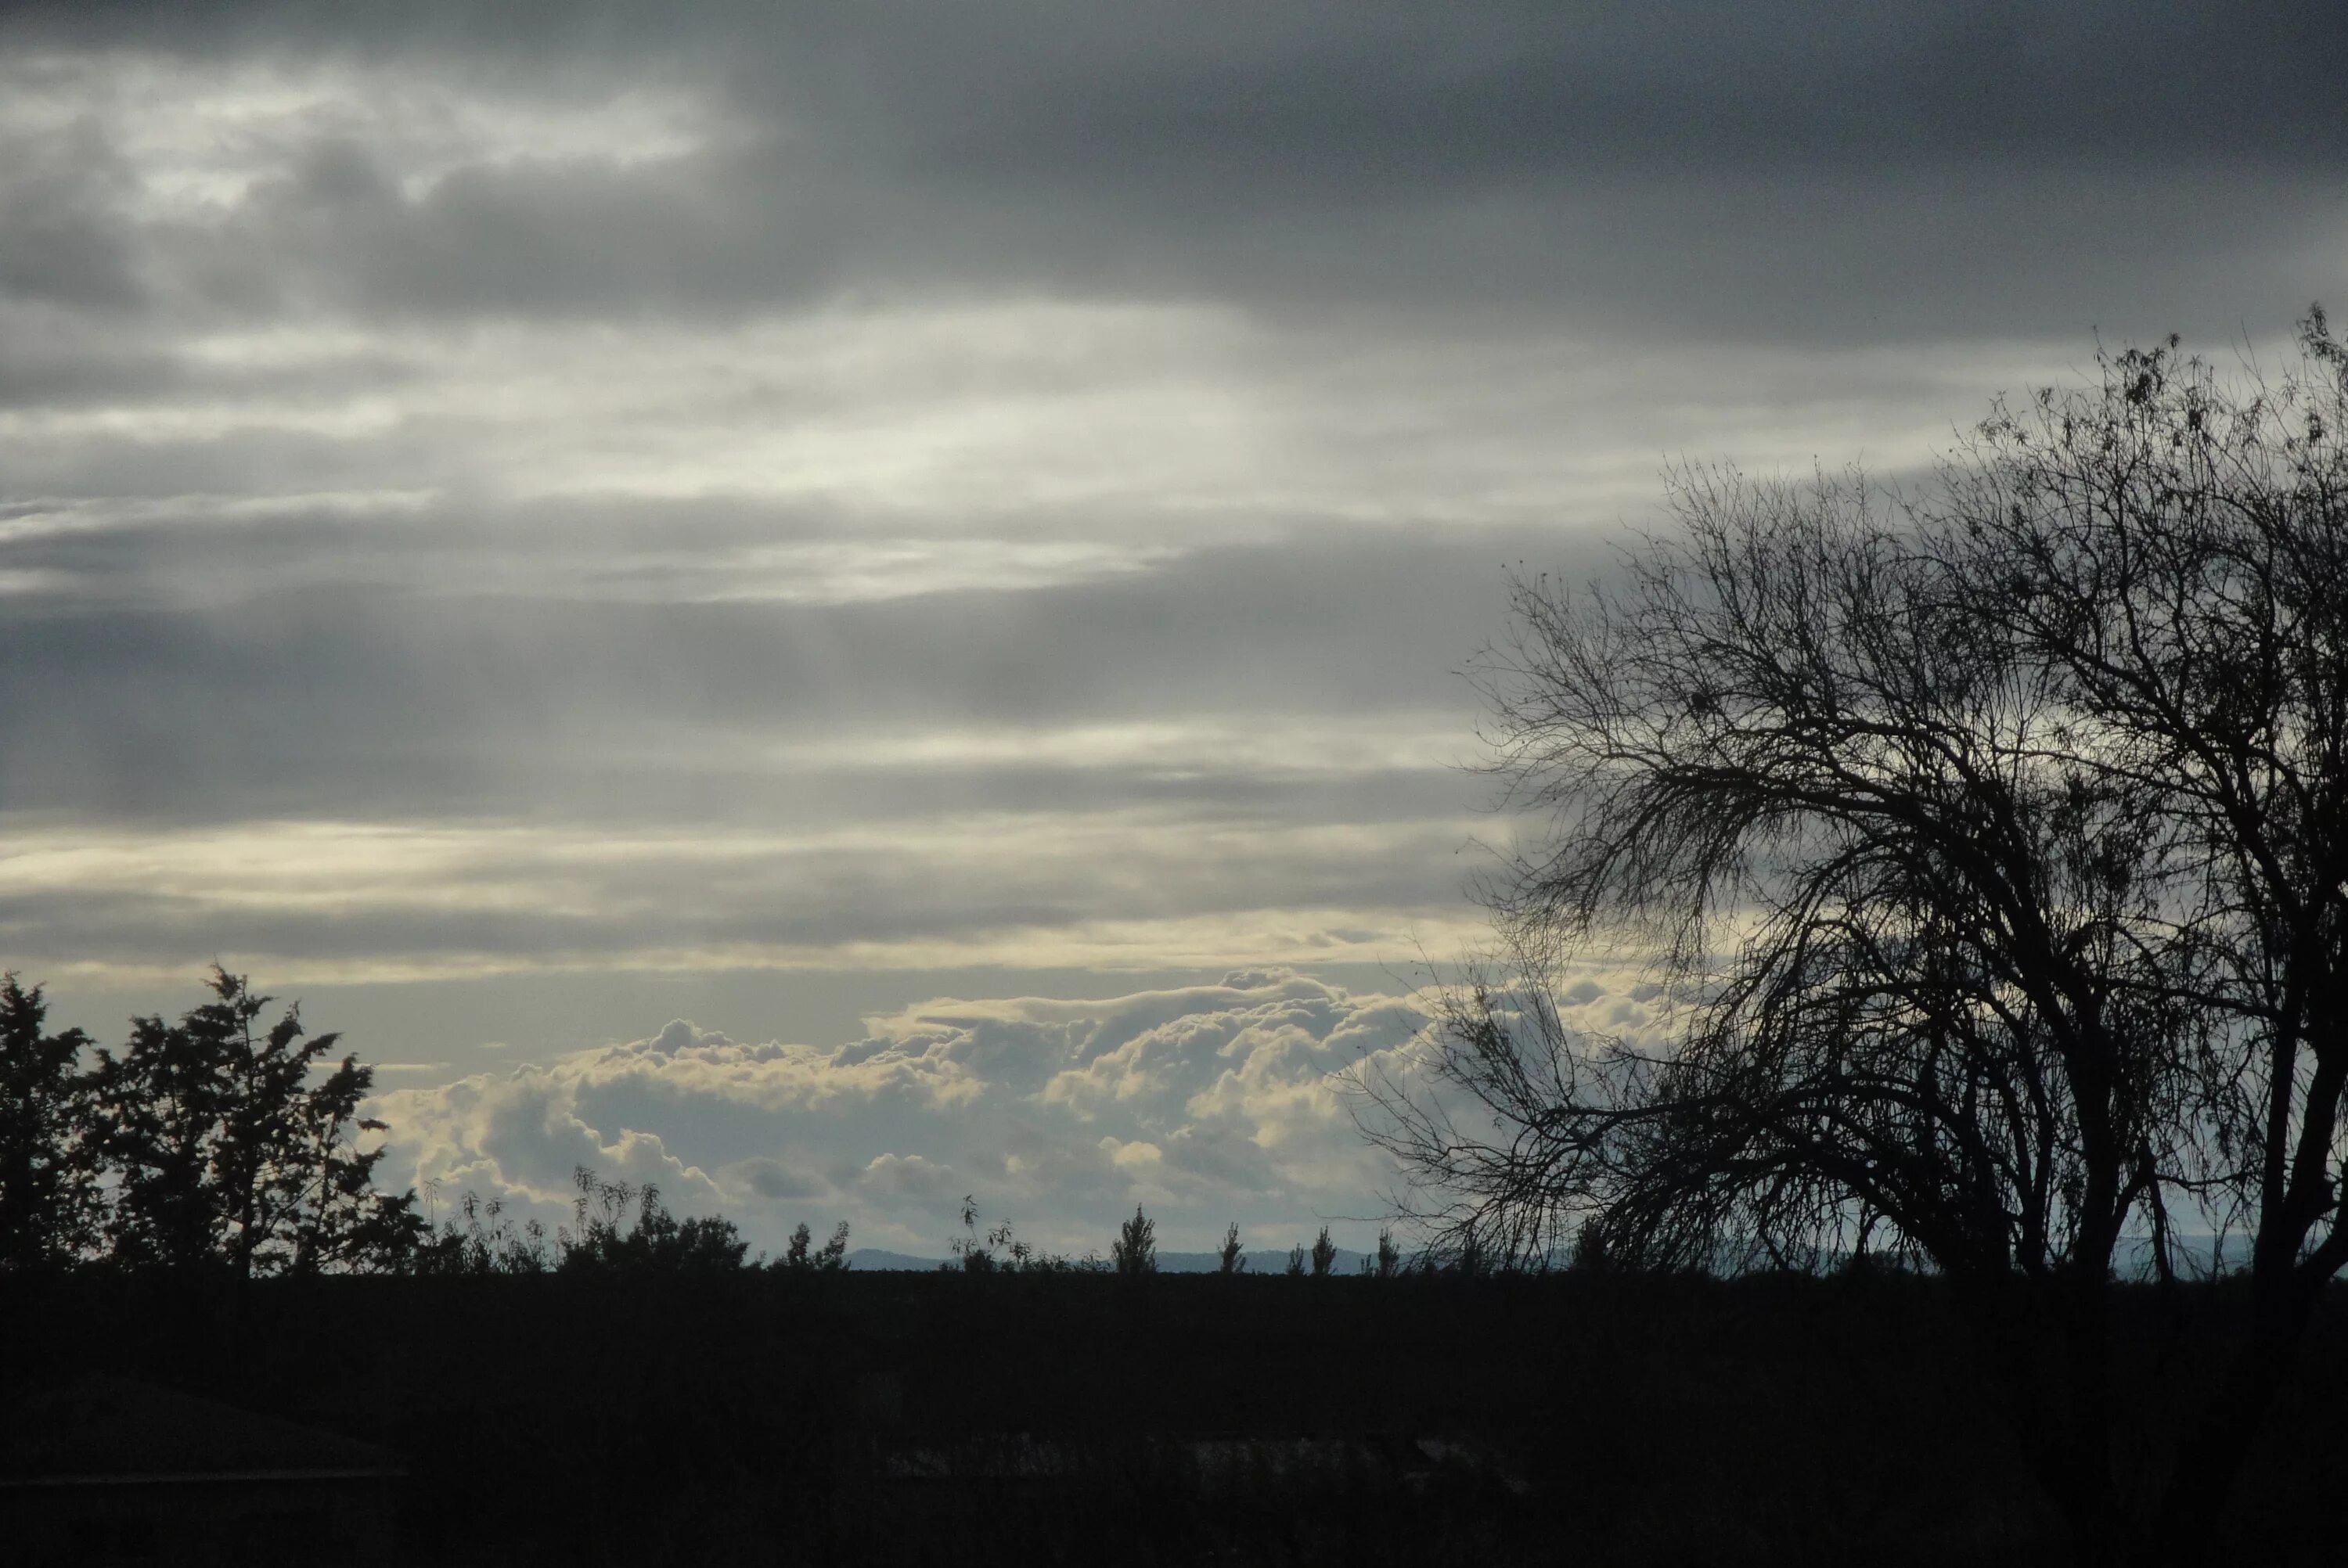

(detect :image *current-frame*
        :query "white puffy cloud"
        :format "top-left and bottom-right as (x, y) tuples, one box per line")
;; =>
(373, 967), (1486, 1256)
(582, 1016), (990, 1113)
(373, 1059), (730, 1225)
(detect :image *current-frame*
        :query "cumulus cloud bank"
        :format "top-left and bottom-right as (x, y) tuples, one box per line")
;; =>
(372, 969), (1420, 1255)
(369, 962), (1691, 1257)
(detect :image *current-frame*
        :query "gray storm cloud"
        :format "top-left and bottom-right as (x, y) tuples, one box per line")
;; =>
(8, 4), (2339, 337)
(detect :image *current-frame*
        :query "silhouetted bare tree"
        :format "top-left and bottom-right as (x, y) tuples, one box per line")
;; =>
(1359, 314), (2348, 1566)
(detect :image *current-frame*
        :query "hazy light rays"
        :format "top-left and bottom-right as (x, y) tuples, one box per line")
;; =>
(0, 301), (1290, 563)
(8, 281), (2098, 523)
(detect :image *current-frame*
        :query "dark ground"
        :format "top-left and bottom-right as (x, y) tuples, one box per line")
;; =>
(5, 1270), (2345, 1565)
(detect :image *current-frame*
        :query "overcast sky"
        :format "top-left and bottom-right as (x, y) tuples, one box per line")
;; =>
(5, 2), (2342, 1257)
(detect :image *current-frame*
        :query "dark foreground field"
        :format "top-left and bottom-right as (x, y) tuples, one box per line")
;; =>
(5, 1270), (2346, 1566)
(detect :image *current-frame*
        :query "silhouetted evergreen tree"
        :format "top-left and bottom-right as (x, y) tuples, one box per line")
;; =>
(286, 1036), (423, 1272)
(776, 1218), (850, 1271)
(0, 976), (101, 1271)
(95, 994), (235, 1271)
(1111, 1203), (1156, 1275)
(92, 967), (420, 1275)
(1217, 1221), (1246, 1275)
(1309, 1225), (1337, 1278)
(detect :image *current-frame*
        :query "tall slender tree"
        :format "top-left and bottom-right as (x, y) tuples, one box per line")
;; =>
(1110, 1203), (1157, 1275)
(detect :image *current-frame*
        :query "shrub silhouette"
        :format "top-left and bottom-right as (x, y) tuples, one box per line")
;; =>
(414, 1186), (550, 1275)
(558, 1166), (750, 1272)
(949, 1193), (1001, 1272)
(948, 1193), (1091, 1273)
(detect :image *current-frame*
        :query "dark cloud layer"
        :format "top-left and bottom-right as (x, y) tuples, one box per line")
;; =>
(27, 2), (2343, 171)
(5, 3), (2340, 343)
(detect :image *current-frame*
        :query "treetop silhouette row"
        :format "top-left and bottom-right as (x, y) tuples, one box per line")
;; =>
(2, 969), (1419, 1281)
(0, 968), (850, 1278)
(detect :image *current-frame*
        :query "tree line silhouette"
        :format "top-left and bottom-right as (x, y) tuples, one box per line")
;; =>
(2, 967), (415, 1276)
(0, 966), (864, 1278)
(942, 1196), (1404, 1278)
(2, 966), (1410, 1282)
